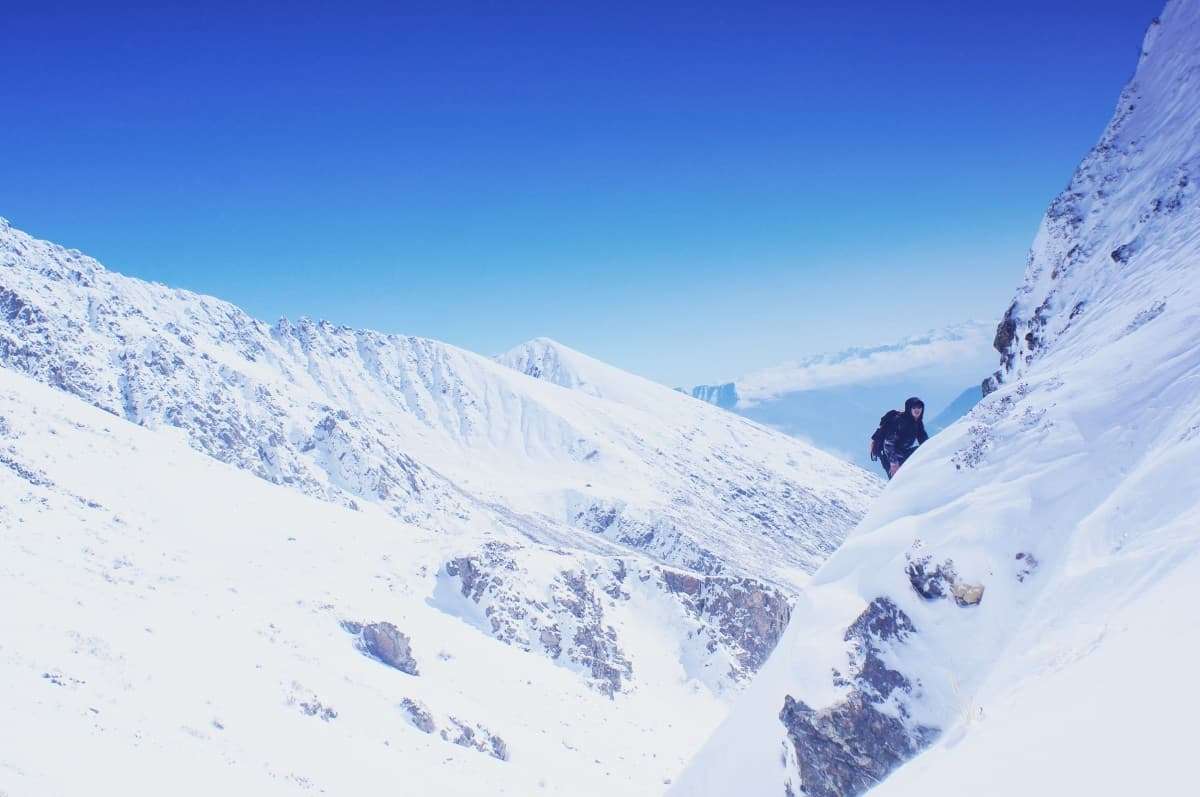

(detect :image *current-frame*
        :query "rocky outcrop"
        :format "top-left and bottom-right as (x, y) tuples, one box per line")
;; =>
(906, 553), (985, 608)
(397, 697), (508, 760)
(779, 599), (937, 797)
(341, 620), (419, 675)
(438, 541), (796, 695)
(1015, 551), (1040, 582)
(660, 570), (791, 675)
(442, 542), (632, 696)
(399, 697), (436, 733)
(987, 13), (1196, 395)
(442, 717), (510, 761)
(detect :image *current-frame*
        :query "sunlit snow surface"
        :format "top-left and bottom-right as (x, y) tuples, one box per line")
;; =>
(0, 368), (728, 794)
(0, 199), (879, 791)
(674, 0), (1200, 794)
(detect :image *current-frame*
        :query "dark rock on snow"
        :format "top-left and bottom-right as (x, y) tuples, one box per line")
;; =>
(400, 697), (436, 734)
(779, 598), (937, 797)
(343, 620), (419, 675)
(660, 569), (791, 673)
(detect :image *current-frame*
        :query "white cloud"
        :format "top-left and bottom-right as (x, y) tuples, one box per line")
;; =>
(736, 321), (995, 403)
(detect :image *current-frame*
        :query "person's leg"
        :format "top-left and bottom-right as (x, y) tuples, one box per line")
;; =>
(879, 451), (892, 479)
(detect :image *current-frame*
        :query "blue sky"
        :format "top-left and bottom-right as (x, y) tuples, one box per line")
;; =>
(1, 0), (1164, 386)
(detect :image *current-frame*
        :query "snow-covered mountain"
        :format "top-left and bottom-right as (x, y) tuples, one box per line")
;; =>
(683, 322), (993, 469)
(0, 367), (729, 794)
(674, 2), (1199, 794)
(0, 215), (878, 792)
(0, 218), (878, 586)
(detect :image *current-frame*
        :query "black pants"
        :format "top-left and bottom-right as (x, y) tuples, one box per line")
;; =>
(882, 448), (916, 479)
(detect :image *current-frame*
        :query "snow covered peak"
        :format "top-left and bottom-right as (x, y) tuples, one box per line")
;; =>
(498, 335), (727, 418)
(497, 337), (610, 398)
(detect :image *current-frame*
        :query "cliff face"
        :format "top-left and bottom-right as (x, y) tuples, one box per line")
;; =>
(674, 2), (1200, 794)
(986, 4), (1197, 393)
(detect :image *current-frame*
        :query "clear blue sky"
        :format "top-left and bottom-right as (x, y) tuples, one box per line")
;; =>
(1, 0), (1164, 386)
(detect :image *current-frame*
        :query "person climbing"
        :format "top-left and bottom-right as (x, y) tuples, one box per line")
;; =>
(869, 397), (928, 479)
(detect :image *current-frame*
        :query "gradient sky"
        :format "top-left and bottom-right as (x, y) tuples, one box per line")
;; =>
(1, 0), (1164, 385)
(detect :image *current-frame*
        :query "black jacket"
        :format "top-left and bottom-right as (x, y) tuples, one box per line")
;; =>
(882, 401), (928, 464)
(884, 413), (927, 459)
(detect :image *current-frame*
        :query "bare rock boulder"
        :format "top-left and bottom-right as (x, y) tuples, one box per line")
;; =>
(342, 620), (419, 675)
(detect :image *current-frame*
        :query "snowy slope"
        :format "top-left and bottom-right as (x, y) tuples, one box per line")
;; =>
(0, 367), (732, 795)
(0, 223), (877, 588)
(673, 2), (1200, 794)
(683, 322), (994, 469)
(0, 209), (880, 793)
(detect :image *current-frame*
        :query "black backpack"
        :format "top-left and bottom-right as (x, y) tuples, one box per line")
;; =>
(870, 410), (902, 452)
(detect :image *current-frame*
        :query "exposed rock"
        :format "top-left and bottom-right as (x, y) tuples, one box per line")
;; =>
(557, 570), (632, 696)
(1110, 238), (1141, 264)
(981, 371), (1003, 397)
(780, 693), (934, 797)
(0, 449), (55, 487)
(779, 598), (937, 797)
(399, 697), (507, 760)
(342, 620), (419, 675)
(993, 301), (1019, 372)
(950, 581), (985, 607)
(441, 544), (632, 695)
(441, 717), (509, 761)
(287, 682), (338, 722)
(298, 700), (337, 722)
(661, 569), (791, 675)
(399, 697), (436, 734)
(1015, 551), (1040, 582)
(904, 554), (958, 601)
(439, 543), (790, 695)
(906, 552), (983, 607)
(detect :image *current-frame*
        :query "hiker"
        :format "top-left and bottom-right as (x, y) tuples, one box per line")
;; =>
(869, 397), (928, 479)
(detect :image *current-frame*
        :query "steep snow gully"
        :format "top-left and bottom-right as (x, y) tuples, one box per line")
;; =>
(674, 1), (1200, 795)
